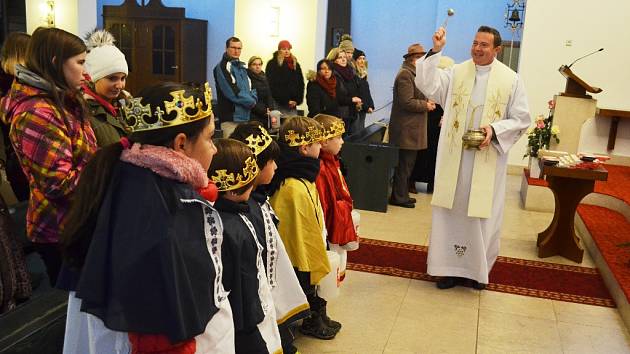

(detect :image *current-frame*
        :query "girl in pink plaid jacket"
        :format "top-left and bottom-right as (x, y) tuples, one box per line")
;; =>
(0, 27), (96, 286)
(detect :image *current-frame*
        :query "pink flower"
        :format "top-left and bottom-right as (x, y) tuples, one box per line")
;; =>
(537, 120), (545, 129)
(548, 100), (555, 109)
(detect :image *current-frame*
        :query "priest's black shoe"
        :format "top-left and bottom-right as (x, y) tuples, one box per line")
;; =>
(471, 281), (486, 290)
(462, 278), (487, 290)
(408, 197), (417, 203)
(436, 276), (458, 289)
(389, 199), (415, 208)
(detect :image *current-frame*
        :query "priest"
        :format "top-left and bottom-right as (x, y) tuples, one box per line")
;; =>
(415, 26), (530, 289)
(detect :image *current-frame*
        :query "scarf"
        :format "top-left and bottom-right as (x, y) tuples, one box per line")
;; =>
(14, 64), (86, 122)
(285, 55), (296, 70)
(120, 143), (209, 189)
(316, 73), (337, 99)
(82, 82), (118, 117)
(266, 142), (321, 195)
(247, 69), (267, 84)
(356, 65), (368, 79)
(334, 63), (355, 81)
(277, 53), (296, 71)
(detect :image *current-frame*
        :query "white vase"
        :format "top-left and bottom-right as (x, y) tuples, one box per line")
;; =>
(529, 156), (542, 178)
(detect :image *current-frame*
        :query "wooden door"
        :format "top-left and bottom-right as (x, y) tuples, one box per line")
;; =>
(106, 21), (138, 93)
(140, 20), (181, 90)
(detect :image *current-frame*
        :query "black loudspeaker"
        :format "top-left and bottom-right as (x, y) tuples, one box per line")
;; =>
(340, 119), (398, 212)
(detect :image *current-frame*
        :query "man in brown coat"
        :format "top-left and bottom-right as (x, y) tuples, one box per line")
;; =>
(389, 43), (436, 208)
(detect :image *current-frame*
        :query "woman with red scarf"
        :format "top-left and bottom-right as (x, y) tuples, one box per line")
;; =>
(306, 59), (355, 120)
(266, 40), (304, 116)
(82, 30), (131, 147)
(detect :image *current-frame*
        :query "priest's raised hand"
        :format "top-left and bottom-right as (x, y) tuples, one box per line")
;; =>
(432, 27), (447, 52)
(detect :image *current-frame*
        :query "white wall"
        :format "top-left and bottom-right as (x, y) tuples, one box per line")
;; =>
(77, 0), (97, 36)
(26, 0), (96, 35)
(516, 0), (630, 166)
(234, 0), (327, 112)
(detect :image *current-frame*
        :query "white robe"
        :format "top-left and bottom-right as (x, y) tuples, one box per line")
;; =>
(415, 52), (530, 284)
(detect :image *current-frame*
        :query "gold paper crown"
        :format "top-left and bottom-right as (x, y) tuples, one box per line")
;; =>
(322, 120), (345, 140)
(121, 82), (213, 132)
(285, 126), (324, 147)
(245, 126), (273, 156)
(210, 156), (260, 191)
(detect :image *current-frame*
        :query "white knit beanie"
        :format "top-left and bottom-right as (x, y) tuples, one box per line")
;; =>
(84, 29), (128, 82)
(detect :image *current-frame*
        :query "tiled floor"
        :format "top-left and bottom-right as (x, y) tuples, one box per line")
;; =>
(294, 175), (630, 353)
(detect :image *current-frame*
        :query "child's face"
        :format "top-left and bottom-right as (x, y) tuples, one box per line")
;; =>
(183, 119), (217, 172)
(256, 160), (277, 186)
(321, 135), (344, 156)
(300, 141), (322, 158)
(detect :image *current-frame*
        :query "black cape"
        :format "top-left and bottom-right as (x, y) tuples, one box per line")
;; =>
(214, 197), (265, 332)
(76, 162), (220, 343)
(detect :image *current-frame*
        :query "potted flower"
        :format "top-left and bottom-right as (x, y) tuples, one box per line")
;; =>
(523, 100), (560, 177)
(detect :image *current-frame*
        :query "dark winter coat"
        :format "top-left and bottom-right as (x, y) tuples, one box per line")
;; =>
(247, 69), (275, 127)
(357, 75), (375, 112)
(332, 70), (361, 124)
(306, 77), (351, 118)
(265, 52), (305, 108)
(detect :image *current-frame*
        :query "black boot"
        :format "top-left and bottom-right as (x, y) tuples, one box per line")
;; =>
(317, 297), (341, 332)
(299, 313), (337, 340)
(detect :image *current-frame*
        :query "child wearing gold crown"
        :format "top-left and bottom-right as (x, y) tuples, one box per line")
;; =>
(267, 116), (341, 340)
(230, 122), (310, 354)
(59, 82), (235, 353)
(314, 114), (359, 283)
(209, 138), (283, 354)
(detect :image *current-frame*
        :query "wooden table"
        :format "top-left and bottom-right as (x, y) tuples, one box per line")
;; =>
(537, 165), (608, 263)
(598, 108), (630, 151)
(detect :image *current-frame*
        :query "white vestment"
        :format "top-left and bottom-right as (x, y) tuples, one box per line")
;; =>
(415, 52), (530, 284)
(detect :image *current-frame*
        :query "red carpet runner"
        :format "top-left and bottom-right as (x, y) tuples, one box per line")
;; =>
(347, 238), (615, 308)
(578, 204), (630, 301)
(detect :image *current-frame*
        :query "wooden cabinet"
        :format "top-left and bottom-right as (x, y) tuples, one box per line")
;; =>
(103, 0), (207, 94)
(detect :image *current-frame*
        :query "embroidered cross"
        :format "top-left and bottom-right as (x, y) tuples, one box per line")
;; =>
(486, 91), (505, 123)
(453, 244), (467, 257)
(448, 81), (470, 152)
